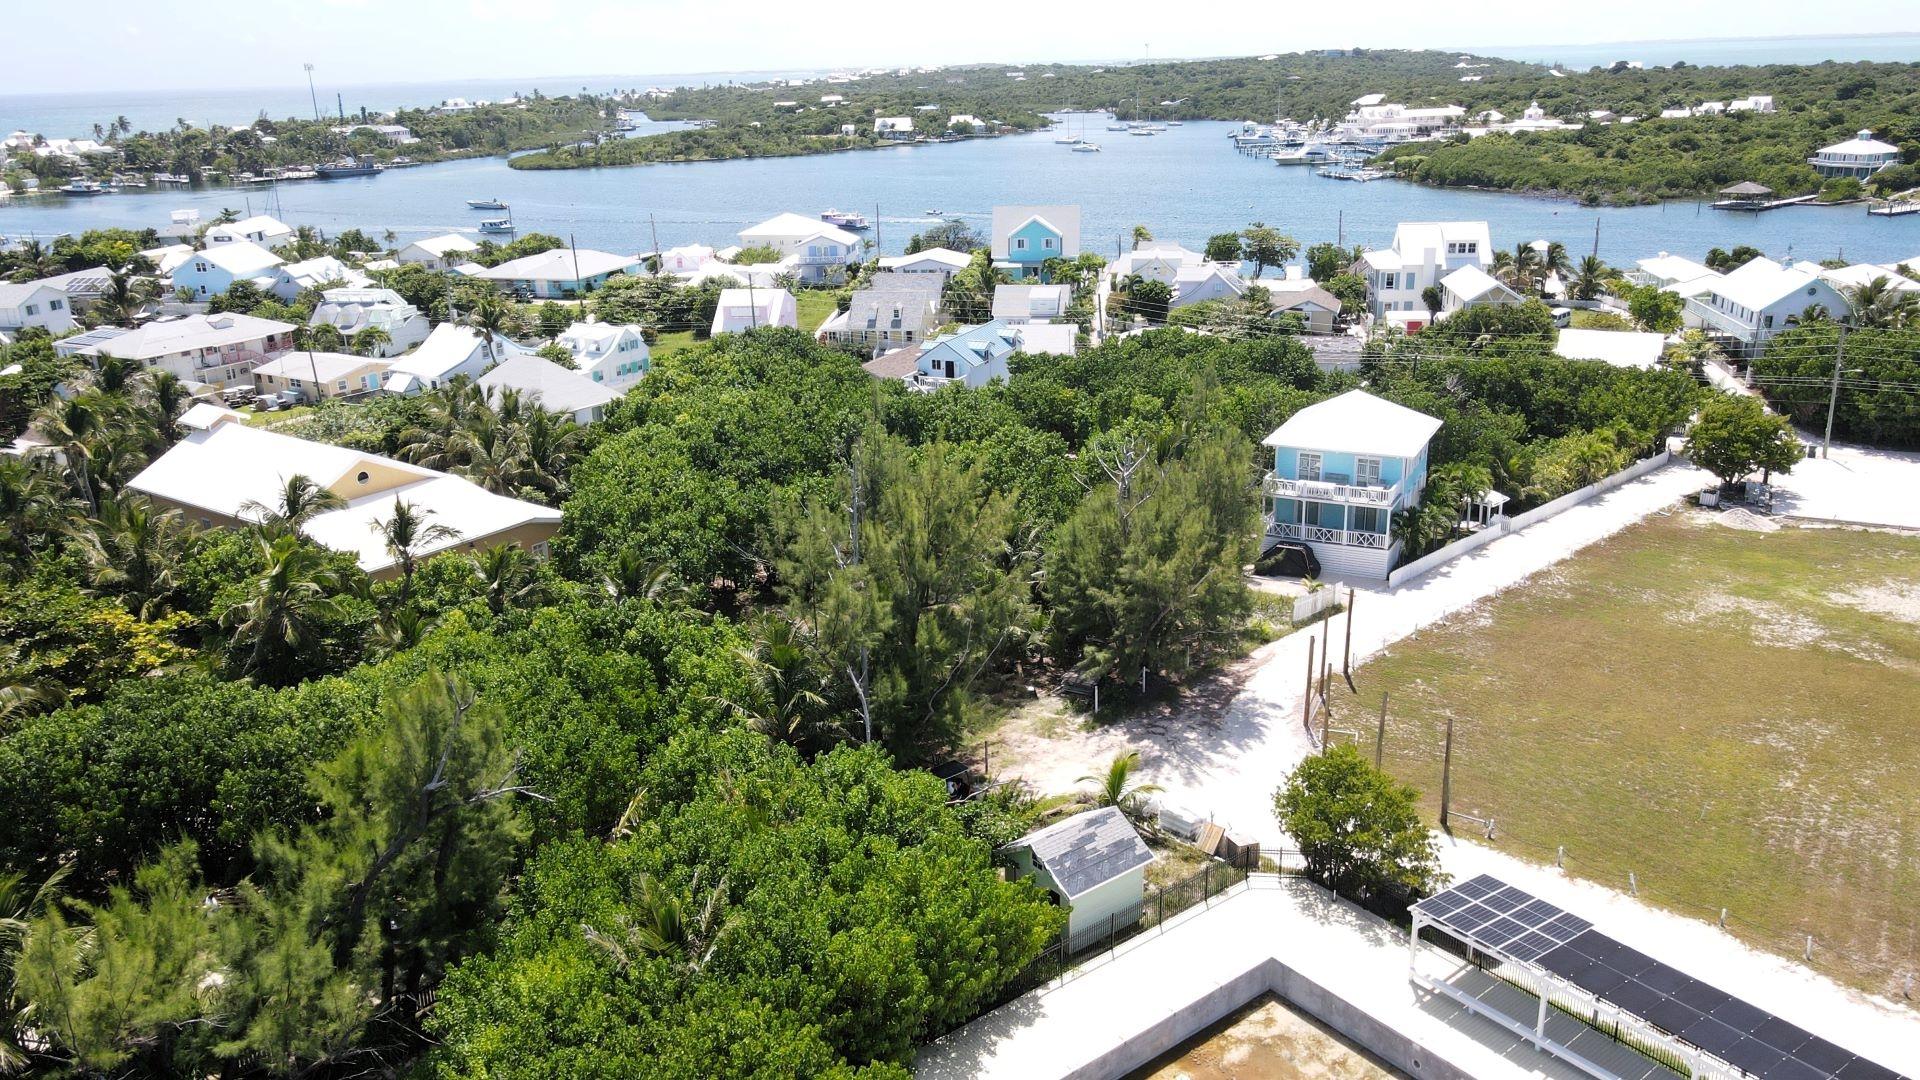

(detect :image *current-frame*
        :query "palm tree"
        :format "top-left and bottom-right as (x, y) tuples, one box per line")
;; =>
(516, 408), (584, 498)
(222, 533), (353, 685)
(1420, 284), (1445, 322)
(370, 498), (460, 605)
(94, 264), (158, 326)
(0, 456), (77, 568)
(1542, 241), (1574, 292)
(0, 863), (69, 1072)
(1496, 242), (1543, 293)
(473, 543), (539, 615)
(372, 606), (437, 656)
(30, 396), (108, 513)
(1131, 224), (1153, 249)
(582, 871), (727, 974)
(239, 473), (345, 533)
(449, 421), (532, 495)
(213, 207), (240, 225)
(1571, 255), (1611, 301)
(138, 369), (189, 450)
(351, 326), (392, 357)
(599, 548), (686, 604)
(723, 618), (830, 748)
(467, 293), (514, 371)
(1078, 750), (1163, 824)
(74, 495), (191, 618)
(1846, 277), (1920, 329)
(299, 323), (345, 354)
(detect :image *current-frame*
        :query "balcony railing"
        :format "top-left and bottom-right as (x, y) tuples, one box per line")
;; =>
(1263, 471), (1399, 507)
(1684, 297), (1764, 342)
(1267, 521), (1389, 549)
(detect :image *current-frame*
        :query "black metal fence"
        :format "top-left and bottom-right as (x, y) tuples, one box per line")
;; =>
(992, 859), (1253, 1006)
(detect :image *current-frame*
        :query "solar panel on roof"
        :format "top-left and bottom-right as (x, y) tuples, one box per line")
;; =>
(1708, 997), (1770, 1035)
(1454, 875), (1498, 899)
(1833, 1058), (1902, 1080)
(1771, 1059), (1835, 1080)
(1482, 890), (1524, 914)
(1724, 1036), (1790, 1076)
(1792, 1037), (1855, 1072)
(1679, 1015), (1744, 1057)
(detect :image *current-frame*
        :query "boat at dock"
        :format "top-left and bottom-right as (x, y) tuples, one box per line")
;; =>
(315, 155), (379, 179)
(58, 180), (106, 196)
(467, 198), (508, 210)
(152, 173), (190, 184)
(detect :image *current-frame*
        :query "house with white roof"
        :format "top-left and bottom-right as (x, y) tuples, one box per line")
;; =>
(128, 407), (560, 578)
(204, 215), (294, 248)
(473, 248), (640, 299)
(1172, 263), (1247, 309)
(877, 247), (972, 279)
(396, 233), (482, 271)
(1358, 221), (1492, 329)
(657, 243), (717, 276)
(272, 255), (371, 302)
(382, 322), (527, 394)
(1438, 265), (1523, 313)
(992, 283), (1072, 323)
(1807, 262), (1920, 295)
(252, 351), (391, 400)
(895, 319), (1032, 389)
(66, 312), (295, 387)
(477, 354), (619, 425)
(553, 320), (650, 389)
(1002, 806), (1153, 947)
(874, 116), (915, 139)
(991, 205), (1081, 281)
(171, 241), (285, 300)
(1553, 328), (1667, 369)
(1261, 389), (1443, 578)
(140, 243), (196, 277)
(309, 288), (431, 356)
(1809, 130), (1899, 179)
(1105, 242), (1207, 287)
(710, 288), (798, 336)
(1263, 269), (1344, 333)
(819, 273), (946, 352)
(1681, 257), (1850, 353)
(737, 213), (860, 284)
(1631, 252), (1717, 290)
(0, 282), (77, 336)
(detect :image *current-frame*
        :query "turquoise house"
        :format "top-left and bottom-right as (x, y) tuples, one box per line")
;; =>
(991, 204), (1081, 281)
(1261, 389), (1442, 578)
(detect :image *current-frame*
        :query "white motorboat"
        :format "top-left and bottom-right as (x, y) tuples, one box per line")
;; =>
(478, 216), (515, 233)
(1071, 142), (1101, 152)
(468, 197), (508, 210)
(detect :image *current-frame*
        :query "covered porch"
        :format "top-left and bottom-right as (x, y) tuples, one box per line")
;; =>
(1267, 497), (1392, 551)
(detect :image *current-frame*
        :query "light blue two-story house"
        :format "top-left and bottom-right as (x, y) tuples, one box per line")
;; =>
(1261, 389), (1443, 578)
(991, 205), (1081, 281)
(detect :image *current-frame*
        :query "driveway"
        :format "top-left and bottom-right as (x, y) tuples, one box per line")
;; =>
(993, 459), (1713, 848)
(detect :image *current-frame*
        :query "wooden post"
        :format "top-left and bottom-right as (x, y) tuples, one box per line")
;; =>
(1439, 714), (1454, 831)
(1342, 587), (1355, 683)
(1302, 636), (1316, 732)
(1374, 692), (1388, 768)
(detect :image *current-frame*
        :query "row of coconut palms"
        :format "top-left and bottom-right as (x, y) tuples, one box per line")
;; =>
(394, 379), (588, 502)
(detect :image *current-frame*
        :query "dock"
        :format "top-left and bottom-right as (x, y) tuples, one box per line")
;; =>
(1710, 193), (1819, 213)
(1868, 201), (1920, 217)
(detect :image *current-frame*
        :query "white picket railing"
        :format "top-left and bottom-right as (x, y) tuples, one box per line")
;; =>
(1267, 521), (1390, 549)
(1262, 472), (1399, 506)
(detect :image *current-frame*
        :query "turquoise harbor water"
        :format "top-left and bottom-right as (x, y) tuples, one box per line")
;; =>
(3, 119), (1917, 268)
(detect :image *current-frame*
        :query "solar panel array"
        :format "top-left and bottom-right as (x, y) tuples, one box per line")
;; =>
(1414, 875), (1911, 1080)
(1412, 873), (1593, 962)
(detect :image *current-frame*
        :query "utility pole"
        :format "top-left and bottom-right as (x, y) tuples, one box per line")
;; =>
(1341, 587), (1355, 682)
(337, 93), (345, 123)
(304, 64), (320, 123)
(1591, 216), (1601, 260)
(1823, 323), (1849, 459)
(1439, 714), (1455, 831)
(874, 201), (883, 256)
(648, 214), (661, 270)
(1302, 636), (1316, 733)
(569, 233), (587, 317)
(1374, 693), (1388, 768)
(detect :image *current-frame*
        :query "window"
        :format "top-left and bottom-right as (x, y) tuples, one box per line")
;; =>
(49, 299), (63, 311)
(1404, 273), (1415, 289)
(532, 542), (551, 559)
(1352, 506), (1382, 532)
(1042, 237), (1055, 250)
(23, 304), (35, 316)
(1298, 452), (1323, 481)
(1355, 456), (1382, 486)
(194, 262), (208, 272)
(1014, 237), (1027, 251)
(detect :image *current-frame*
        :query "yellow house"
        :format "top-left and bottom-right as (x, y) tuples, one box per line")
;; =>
(129, 404), (560, 579)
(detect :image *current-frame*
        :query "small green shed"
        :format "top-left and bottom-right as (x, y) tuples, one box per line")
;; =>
(1003, 806), (1155, 949)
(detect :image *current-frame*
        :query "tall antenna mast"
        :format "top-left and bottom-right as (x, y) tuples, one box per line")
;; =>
(304, 64), (320, 123)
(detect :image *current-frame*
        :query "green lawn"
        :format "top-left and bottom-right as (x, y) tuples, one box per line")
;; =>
(1351, 513), (1920, 996)
(649, 289), (840, 362)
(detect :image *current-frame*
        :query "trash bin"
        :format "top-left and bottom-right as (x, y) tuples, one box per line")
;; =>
(1805, 444), (1817, 459)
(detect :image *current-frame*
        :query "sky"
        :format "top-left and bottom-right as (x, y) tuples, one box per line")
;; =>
(4, 0), (1919, 95)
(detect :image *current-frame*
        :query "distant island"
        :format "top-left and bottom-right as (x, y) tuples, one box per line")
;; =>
(510, 50), (1919, 205)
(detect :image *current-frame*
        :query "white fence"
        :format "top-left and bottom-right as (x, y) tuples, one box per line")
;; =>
(1291, 587), (1339, 625)
(1385, 450), (1672, 588)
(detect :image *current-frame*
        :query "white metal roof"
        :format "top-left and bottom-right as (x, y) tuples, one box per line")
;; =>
(77, 312), (295, 359)
(252, 351), (390, 383)
(878, 247), (972, 271)
(1440, 264), (1515, 303)
(476, 354), (619, 416)
(1635, 253), (1714, 283)
(474, 248), (639, 283)
(1262, 389), (1443, 457)
(387, 322), (524, 381)
(407, 233), (481, 258)
(1817, 130), (1898, 156)
(738, 212), (859, 246)
(1708, 257), (1822, 311)
(1553, 328), (1666, 369)
(190, 241), (285, 276)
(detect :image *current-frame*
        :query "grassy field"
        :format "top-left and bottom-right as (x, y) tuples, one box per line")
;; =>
(651, 288), (841, 361)
(1351, 512), (1920, 996)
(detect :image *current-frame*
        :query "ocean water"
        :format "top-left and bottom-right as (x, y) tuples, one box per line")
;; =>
(0, 69), (825, 141)
(3, 120), (1915, 269)
(1493, 32), (1920, 71)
